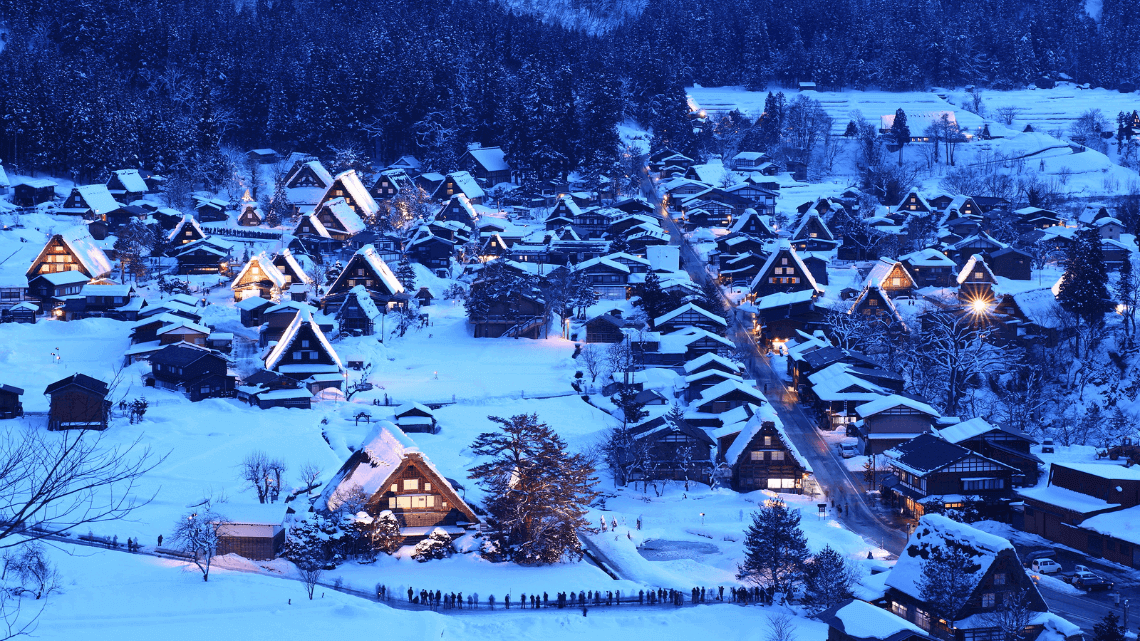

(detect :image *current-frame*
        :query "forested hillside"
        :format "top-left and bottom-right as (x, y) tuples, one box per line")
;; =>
(0, 0), (1136, 185)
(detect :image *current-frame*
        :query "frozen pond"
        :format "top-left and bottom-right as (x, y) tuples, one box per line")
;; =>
(638, 539), (720, 561)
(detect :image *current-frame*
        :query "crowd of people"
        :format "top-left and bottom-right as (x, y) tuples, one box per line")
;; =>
(380, 584), (770, 612)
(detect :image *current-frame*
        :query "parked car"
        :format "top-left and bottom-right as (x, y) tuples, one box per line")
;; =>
(1031, 559), (1061, 574)
(1041, 438), (1055, 454)
(1072, 570), (1114, 591)
(838, 441), (859, 458)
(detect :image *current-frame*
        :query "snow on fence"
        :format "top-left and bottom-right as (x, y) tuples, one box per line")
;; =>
(203, 227), (282, 241)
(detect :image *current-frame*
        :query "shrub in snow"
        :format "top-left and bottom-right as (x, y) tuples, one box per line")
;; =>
(282, 515), (341, 569)
(412, 528), (453, 562)
(371, 511), (402, 555)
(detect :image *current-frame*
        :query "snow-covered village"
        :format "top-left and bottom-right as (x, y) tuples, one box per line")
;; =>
(2, 0), (1140, 639)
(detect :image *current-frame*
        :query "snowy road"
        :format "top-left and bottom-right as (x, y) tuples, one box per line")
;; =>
(645, 174), (908, 556)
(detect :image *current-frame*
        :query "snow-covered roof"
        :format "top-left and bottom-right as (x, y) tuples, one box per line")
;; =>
(575, 256), (630, 274)
(937, 417), (999, 444)
(1009, 288), (1062, 328)
(328, 170), (379, 219)
(299, 160), (334, 187)
(1080, 505), (1140, 546)
(1017, 484), (1120, 515)
(723, 402), (809, 471)
(465, 146), (510, 173)
(394, 401), (433, 417)
(751, 240), (823, 294)
(35, 270), (91, 286)
(832, 600), (925, 639)
(1057, 462), (1140, 481)
(275, 249), (313, 285)
(654, 302), (727, 327)
(320, 197), (367, 235)
(232, 253), (287, 291)
(751, 289), (816, 310)
(658, 327), (734, 353)
(856, 394), (939, 419)
(957, 254), (996, 285)
(73, 184), (120, 216)
(698, 379), (766, 407)
(111, 169), (148, 193)
(792, 212), (835, 241)
(298, 214), (331, 238)
(683, 353), (743, 375)
(37, 227), (113, 278)
(351, 245), (404, 295)
(886, 514), (1015, 608)
(444, 171), (485, 200)
(341, 285), (381, 320)
(168, 215), (205, 243)
(0, 164), (8, 188)
(264, 311), (342, 371)
(156, 320), (211, 335)
(900, 248), (956, 268)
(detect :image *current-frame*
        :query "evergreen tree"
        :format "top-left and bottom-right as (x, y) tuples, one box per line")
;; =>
(737, 499), (809, 596)
(1092, 612), (1125, 641)
(802, 545), (856, 612)
(1057, 226), (1113, 336)
(632, 272), (677, 327)
(412, 528), (453, 562)
(757, 92), (786, 151)
(469, 414), (599, 564)
(396, 254), (417, 292)
(891, 108), (910, 166)
(917, 541), (983, 623)
(1116, 256), (1135, 341)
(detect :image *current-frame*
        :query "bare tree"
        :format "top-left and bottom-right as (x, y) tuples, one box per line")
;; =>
(172, 499), (230, 582)
(3, 544), (59, 600)
(982, 588), (1036, 641)
(343, 364), (375, 402)
(578, 343), (604, 384)
(240, 451), (287, 503)
(298, 561), (322, 600)
(298, 462), (322, 493)
(905, 312), (1016, 416)
(765, 612), (797, 641)
(994, 106), (1021, 126)
(0, 429), (161, 549)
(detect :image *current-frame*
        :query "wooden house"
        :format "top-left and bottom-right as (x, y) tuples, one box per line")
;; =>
(432, 171), (485, 204)
(684, 353), (744, 378)
(938, 417), (1040, 487)
(436, 194), (478, 229)
(653, 302), (727, 335)
(237, 202), (263, 226)
(247, 148), (278, 164)
(172, 239), (231, 275)
(885, 516), (1050, 641)
(849, 284), (907, 328)
(314, 197), (366, 241)
(901, 248), (957, 288)
(407, 230), (454, 271)
(692, 380), (766, 415)
(719, 414), (811, 493)
(468, 287), (546, 339)
(12, 179), (55, 206)
(882, 433), (1014, 518)
(0, 384), (24, 419)
(574, 257), (630, 299)
(106, 169), (149, 202)
(263, 311), (343, 381)
(315, 170), (379, 224)
(582, 310), (637, 343)
(284, 159), (334, 216)
(237, 371), (312, 410)
(815, 600), (929, 641)
(986, 247), (1032, 281)
(750, 240), (822, 299)
(194, 197), (229, 222)
(231, 253), (288, 302)
(59, 184), (119, 218)
(415, 172), (445, 196)
(319, 423), (480, 544)
(6, 302), (37, 324)
(44, 373), (110, 431)
(458, 146), (512, 186)
(791, 213), (838, 251)
(237, 296), (274, 327)
(414, 287), (434, 307)
(167, 216), (206, 248)
(335, 285), (382, 336)
(731, 151), (769, 172)
(259, 301), (321, 346)
(728, 209), (777, 238)
(272, 249), (313, 289)
(802, 255), (829, 287)
(324, 245), (406, 307)
(854, 395), (939, 455)
(1094, 217), (1125, 241)
(157, 319), (211, 346)
(292, 214), (340, 253)
(864, 258), (916, 296)
(394, 402), (438, 434)
(370, 169), (414, 200)
(949, 233), (1006, 264)
(149, 343), (234, 402)
(957, 254), (998, 303)
(216, 506), (286, 560)
(26, 227), (113, 279)
(896, 190), (933, 215)
(627, 414), (715, 484)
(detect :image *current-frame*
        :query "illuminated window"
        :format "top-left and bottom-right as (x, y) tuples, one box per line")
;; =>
(403, 479), (419, 491)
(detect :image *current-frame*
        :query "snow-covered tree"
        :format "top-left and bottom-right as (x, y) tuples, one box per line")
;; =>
(411, 528), (453, 562)
(469, 414), (599, 564)
(802, 545), (855, 612)
(917, 540), (983, 624)
(737, 499), (809, 597)
(171, 500), (229, 582)
(1057, 226), (1113, 355)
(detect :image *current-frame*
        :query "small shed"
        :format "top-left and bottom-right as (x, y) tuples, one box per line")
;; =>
(415, 287), (434, 307)
(394, 402), (438, 434)
(8, 302), (38, 324)
(0, 384), (24, 419)
(215, 504), (287, 560)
